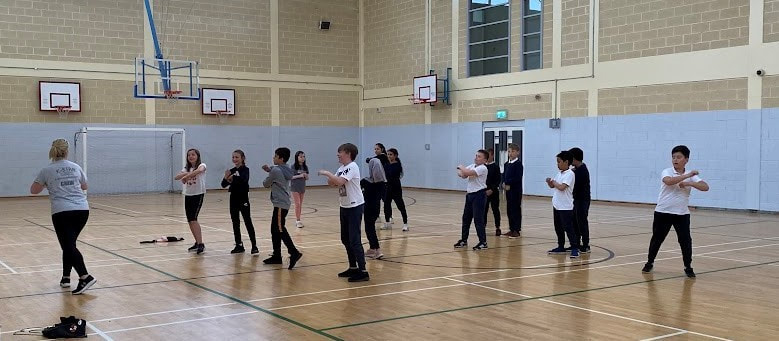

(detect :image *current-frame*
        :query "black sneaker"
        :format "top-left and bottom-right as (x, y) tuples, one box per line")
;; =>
(263, 256), (282, 264)
(453, 240), (467, 248)
(288, 252), (303, 270)
(472, 241), (488, 250)
(580, 245), (591, 254)
(642, 263), (653, 273)
(196, 243), (206, 255)
(250, 246), (259, 255)
(60, 277), (70, 288)
(348, 271), (370, 282)
(495, 228), (502, 236)
(338, 268), (360, 278)
(231, 244), (245, 254)
(72, 275), (96, 295)
(684, 267), (696, 278)
(188, 243), (198, 252)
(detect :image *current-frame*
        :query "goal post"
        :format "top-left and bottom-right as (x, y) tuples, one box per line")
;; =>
(75, 127), (186, 195)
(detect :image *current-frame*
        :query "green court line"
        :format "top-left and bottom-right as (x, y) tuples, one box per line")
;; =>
(26, 219), (342, 341)
(320, 260), (779, 331)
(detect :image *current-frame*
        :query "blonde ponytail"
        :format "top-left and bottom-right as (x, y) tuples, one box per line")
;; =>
(49, 139), (69, 161)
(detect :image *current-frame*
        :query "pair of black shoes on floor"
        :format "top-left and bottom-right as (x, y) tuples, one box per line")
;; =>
(60, 275), (97, 295)
(263, 252), (303, 270)
(642, 263), (696, 278)
(338, 268), (370, 282)
(231, 243), (259, 255)
(187, 243), (206, 254)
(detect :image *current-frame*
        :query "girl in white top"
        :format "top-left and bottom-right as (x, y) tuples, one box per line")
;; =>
(175, 148), (207, 254)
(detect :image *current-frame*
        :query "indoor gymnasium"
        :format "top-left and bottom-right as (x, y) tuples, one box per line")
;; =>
(0, 0), (778, 339)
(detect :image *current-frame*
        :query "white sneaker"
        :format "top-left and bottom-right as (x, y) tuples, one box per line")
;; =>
(373, 248), (384, 259)
(402, 224), (409, 231)
(296, 221), (304, 228)
(365, 248), (376, 259)
(381, 222), (392, 230)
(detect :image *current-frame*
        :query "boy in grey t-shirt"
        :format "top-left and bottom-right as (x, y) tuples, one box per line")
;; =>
(261, 147), (303, 269)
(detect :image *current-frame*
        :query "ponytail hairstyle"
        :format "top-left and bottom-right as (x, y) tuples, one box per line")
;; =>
(375, 143), (387, 155)
(233, 149), (246, 167)
(186, 148), (202, 171)
(388, 148), (403, 176)
(49, 139), (69, 161)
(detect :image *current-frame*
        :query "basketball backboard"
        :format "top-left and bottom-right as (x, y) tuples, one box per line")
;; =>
(39, 81), (81, 112)
(201, 88), (235, 115)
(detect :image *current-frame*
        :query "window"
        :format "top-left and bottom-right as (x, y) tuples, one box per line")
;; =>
(468, 0), (510, 76)
(522, 0), (543, 70)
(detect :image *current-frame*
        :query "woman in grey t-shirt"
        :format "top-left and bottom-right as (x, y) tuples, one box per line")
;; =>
(30, 139), (96, 295)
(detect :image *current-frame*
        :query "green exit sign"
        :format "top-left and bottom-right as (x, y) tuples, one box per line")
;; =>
(496, 109), (508, 120)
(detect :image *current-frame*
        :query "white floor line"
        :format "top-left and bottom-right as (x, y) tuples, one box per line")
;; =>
(159, 217), (233, 234)
(86, 322), (115, 341)
(639, 331), (690, 341)
(267, 283), (466, 311)
(94, 311), (258, 335)
(444, 278), (729, 341)
(0, 257), (17, 274)
(35, 242), (776, 336)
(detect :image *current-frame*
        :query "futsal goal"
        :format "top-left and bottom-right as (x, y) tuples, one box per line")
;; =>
(74, 127), (186, 195)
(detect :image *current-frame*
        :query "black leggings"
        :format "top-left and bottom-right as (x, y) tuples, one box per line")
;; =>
(384, 184), (408, 224)
(230, 195), (257, 247)
(270, 207), (298, 257)
(52, 210), (90, 277)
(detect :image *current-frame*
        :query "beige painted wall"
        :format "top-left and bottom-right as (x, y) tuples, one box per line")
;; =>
(156, 86), (271, 125)
(278, 0), (359, 78)
(0, 0), (144, 63)
(761, 74), (779, 107)
(765, 0), (779, 42)
(598, 79), (747, 115)
(364, 105), (426, 126)
(458, 94), (552, 122)
(560, 90), (588, 117)
(599, 0), (749, 62)
(561, 0), (590, 66)
(280, 89), (359, 126)
(152, 0), (271, 73)
(363, 0), (427, 90)
(0, 76), (144, 123)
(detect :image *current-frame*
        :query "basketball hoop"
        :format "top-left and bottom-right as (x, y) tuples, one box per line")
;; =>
(163, 90), (182, 104)
(408, 96), (429, 105)
(54, 106), (71, 119)
(214, 110), (229, 124)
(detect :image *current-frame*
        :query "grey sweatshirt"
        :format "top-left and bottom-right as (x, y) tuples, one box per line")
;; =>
(262, 163), (295, 209)
(363, 157), (387, 183)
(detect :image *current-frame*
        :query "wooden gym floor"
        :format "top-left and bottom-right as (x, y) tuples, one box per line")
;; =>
(0, 188), (777, 340)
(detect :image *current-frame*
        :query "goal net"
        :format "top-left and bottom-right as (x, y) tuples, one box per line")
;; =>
(74, 127), (186, 195)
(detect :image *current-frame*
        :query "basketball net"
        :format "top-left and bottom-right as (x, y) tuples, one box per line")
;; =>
(408, 96), (428, 104)
(163, 90), (182, 105)
(214, 110), (229, 124)
(55, 106), (71, 119)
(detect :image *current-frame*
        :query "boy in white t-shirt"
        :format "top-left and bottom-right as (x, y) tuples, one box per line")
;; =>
(546, 150), (579, 258)
(643, 145), (709, 278)
(319, 143), (369, 282)
(453, 149), (490, 251)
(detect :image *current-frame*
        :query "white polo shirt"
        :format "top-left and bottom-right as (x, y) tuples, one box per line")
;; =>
(655, 167), (703, 215)
(552, 169), (575, 210)
(465, 164), (488, 193)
